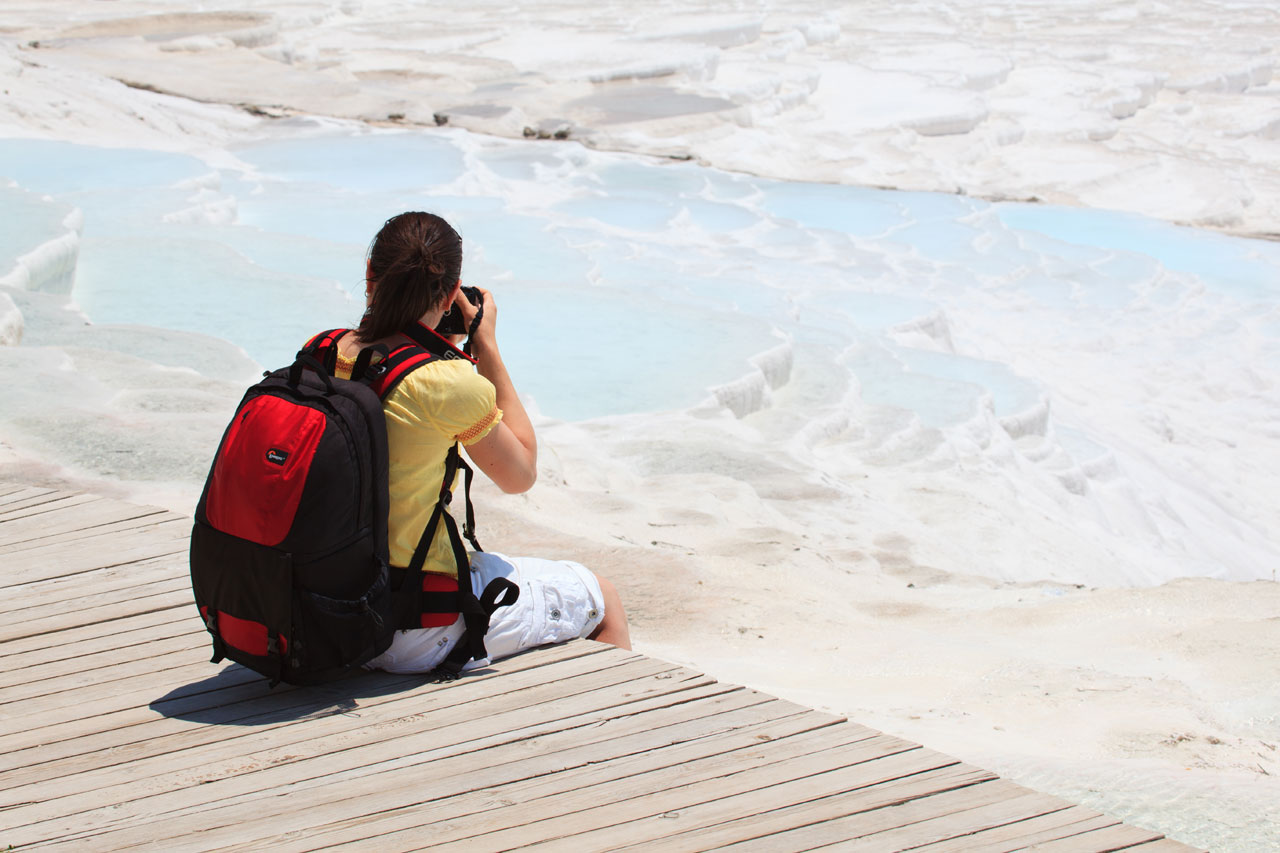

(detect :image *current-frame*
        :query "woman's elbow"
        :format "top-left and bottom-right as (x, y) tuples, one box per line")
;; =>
(486, 458), (532, 491)
(496, 463), (537, 494)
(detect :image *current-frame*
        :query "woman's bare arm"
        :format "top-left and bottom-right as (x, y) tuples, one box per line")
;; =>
(455, 288), (537, 493)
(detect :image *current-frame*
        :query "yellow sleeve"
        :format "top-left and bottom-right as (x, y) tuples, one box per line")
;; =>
(386, 360), (503, 446)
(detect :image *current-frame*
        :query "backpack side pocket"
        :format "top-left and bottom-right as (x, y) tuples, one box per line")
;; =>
(190, 521), (293, 681)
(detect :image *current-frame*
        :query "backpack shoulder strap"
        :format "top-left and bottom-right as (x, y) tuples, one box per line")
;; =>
(300, 320), (476, 398)
(371, 319), (478, 398)
(288, 328), (349, 387)
(363, 317), (479, 399)
(366, 343), (440, 399)
(293, 329), (437, 397)
(302, 328), (347, 352)
(300, 329), (347, 370)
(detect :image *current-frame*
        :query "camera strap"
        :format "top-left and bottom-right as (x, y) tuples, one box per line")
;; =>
(463, 301), (483, 358)
(402, 320), (477, 364)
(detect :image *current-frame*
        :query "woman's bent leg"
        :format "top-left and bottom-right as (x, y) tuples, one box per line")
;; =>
(470, 552), (611, 664)
(371, 556), (633, 673)
(588, 574), (631, 650)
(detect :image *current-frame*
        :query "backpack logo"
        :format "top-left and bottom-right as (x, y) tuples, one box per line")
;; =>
(265, 448), (289, 466)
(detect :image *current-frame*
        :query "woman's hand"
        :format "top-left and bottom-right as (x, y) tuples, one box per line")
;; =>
(453, 284), (538, 493)
(454, 286), (497, 352)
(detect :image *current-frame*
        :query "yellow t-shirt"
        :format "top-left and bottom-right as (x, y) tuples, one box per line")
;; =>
(337, 352), (502, 575)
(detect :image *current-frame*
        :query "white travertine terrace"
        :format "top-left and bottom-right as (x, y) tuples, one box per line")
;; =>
(1, 0), (1277, 236)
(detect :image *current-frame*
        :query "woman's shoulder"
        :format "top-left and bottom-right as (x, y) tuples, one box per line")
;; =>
(383, 359), (498, 439)
(389, 357), (495, 414)
(397, 357), (490, 391)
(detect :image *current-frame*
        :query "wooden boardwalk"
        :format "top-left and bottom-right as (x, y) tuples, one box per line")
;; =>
(0, 483), (1199, 852)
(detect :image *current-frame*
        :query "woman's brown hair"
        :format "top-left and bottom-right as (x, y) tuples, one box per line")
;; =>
(357, 211), (462, 341)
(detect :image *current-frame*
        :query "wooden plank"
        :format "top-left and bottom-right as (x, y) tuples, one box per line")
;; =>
(1, 539), (189, 589)
(0, 656), (290, 764)
(0, 645), (604, 783)
(283, 718), (887, 853)
(16, 685), (762, 850)
(677, 781), (1037, 853)
(0, 606), (198, 674)
(0, 642), (620, 785)
(1121, 840), (1201, 852)
(0, 486), (65, 513)
(5, 658), (761, 848)
(464, 763), (994, 853)
(27, 693), (818, 851)
(0, 490), (103, 530)
(0, 492), (100, 522)
(0, 584), (193, 644)
(0, 482), (58, 498)
(0, 626), (210, 698)
(811, 787), (1077, 852)
(0, 502), (183, 539)
(0, 641), (214, 735)
(0, 516), (190, 585)
(0, 504), (177, 554)
(1, 593), (196, 655)
(1014, 821), (1167, 851)
(613, 769), (1008, 853)
(12, 681), (742, 824)
(0, 653), (224, 733)
(1, 675), (740, 824)
(0, 482), (36, 500)
(448, 715), (871, 812)
(253, 711), (856, 853)
(0, 641), (615, 772)
(0, 555), (186, 614)
(0, 571), (188, 619)
(0, 633), (211, 701)
(1, 617), (205, 683)
(0, 491), (122, 529)
(229, 682), (772, 799)
(4, 651), (689, 798)
(1, 507), (188, 552)
(407, 741), (975, 852)
(907, 809), (1120, 852)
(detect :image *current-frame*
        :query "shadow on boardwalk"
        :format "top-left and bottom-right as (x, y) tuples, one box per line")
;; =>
(150, 660), (509, 725)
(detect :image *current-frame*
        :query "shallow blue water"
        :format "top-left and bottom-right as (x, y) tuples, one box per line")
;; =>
(2, 130), (1277, 425)
(0, 185), (75, 263)
(995, 203), (1280, 303)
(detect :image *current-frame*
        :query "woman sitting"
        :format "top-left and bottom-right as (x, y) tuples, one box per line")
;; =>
(331, 210), (630, 674)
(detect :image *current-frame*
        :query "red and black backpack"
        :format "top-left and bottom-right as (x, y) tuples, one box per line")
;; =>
(190, 322), (517, 686)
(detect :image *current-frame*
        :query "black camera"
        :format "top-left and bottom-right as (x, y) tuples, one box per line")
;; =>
(435, 285), (483, 336)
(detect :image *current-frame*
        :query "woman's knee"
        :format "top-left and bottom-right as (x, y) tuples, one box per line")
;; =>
(588, 573), (631, 650)
(595, 574), (626, 615)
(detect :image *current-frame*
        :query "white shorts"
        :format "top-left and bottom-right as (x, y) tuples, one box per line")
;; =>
(365, 552), (606, 674)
